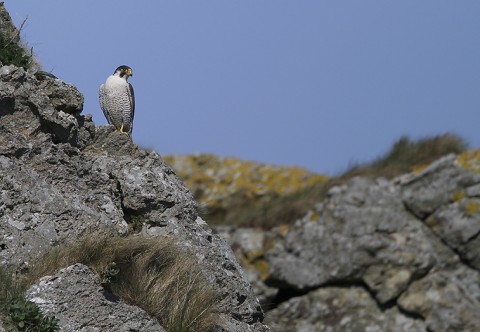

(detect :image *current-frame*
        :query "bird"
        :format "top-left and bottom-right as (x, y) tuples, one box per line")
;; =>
(99, 65), (135, 136)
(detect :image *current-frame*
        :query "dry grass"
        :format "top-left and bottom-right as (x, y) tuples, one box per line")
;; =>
(23, 233), (219, 332)
(0, 266), (23, 306)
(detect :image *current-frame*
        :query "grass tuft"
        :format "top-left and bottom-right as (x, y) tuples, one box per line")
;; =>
(23, 233), (219, 332)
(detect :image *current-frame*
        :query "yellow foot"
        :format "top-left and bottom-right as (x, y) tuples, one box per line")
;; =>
(119, 124), (129, 136)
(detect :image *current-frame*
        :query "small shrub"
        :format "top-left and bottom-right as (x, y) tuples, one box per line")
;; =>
(4, 299), (59, 332)
(0, 267), (58, 332)
(128, 214), (144, 233)
(101, 262), (120, 287)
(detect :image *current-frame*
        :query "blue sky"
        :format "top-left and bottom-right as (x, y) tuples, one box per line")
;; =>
(5, 1), (480, 174)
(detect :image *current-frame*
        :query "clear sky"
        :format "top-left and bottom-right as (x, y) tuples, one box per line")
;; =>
(4, 1), (480, 174)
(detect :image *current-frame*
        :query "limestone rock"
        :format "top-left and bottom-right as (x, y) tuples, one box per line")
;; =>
(265, 177), (437, 304)
(399, 153), (480, 219)
(266, 287), (426, 332)
(26, 264), (166, 331)
(254, 154), (480, 331)
(399, 150), (480, 270)
(398, 265), (480, 332)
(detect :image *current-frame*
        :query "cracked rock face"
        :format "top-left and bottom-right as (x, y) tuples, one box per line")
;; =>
(266, 177), (437, 304)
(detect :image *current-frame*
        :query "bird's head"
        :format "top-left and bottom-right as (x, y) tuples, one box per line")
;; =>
(114, 65), (133, 79)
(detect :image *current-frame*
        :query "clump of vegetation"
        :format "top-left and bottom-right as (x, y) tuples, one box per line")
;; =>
(0, 18), (35, 70)
(343, 133), (467, 179)
(24, 233), (219, 332)
(0, 267), (58, 332)
(0, 32), (33, 69)
(203, 133), (467, 229)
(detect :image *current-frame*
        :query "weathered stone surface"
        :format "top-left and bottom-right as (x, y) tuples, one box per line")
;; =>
(26, 264), (166, 331)
(216, 314), (271, 332)
(399, 154), (480, 219)
(0, 65), (93, 152)
(398, 265), (480, 332)
(265, 177), (437, 304)
(398, 151), (480, 271)
(266, 287), (426, 332)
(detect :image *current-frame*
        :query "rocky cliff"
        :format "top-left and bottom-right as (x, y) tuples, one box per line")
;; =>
(216, 151), (480, 331)
(0, 4), (269, 331)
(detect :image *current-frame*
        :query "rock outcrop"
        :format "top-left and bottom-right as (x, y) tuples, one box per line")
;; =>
(217, 152), (480, 331)
(26, 264), (167, 332)
(0, 5), (269, 331)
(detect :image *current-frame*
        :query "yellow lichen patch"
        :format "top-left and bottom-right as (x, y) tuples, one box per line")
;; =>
(456, 149), (480, 173)
(276, 224), (290, 236)
(307, 211), (319, 222)
(425, 216), (441, 234)
(451, 191), (466, 203)
(245, 249), (265, 262)
(464, 199), (480, 217)
(253, 259), (270, 281)
(238, 250), (270, 281)
(411, 164), (428, 174)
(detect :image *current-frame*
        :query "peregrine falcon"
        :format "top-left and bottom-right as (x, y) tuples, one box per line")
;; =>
(99, 65), (135, 136)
